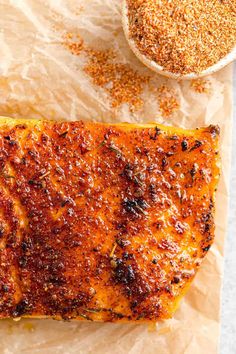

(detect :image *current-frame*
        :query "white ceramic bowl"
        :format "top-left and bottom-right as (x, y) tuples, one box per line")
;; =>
(122, 0), (236, 80)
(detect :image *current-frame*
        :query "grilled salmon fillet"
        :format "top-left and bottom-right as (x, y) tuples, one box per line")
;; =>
(0, 117), (220, 322)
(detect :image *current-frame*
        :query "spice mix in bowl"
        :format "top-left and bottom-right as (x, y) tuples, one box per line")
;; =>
(124, 0), (236, 78)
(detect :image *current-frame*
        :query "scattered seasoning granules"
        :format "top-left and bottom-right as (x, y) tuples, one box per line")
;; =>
(84, 48), (150, 111)
(127, 0), (236, 75)
(62, 32), (150, 112)
(191, 79), (210, 94)
(62, 32), (84, 56)
(156, 85), (180, 117)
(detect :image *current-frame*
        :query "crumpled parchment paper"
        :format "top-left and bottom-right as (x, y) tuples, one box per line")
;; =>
(0, 1), (233, 353)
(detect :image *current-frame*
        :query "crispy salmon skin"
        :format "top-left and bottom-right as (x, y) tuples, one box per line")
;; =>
(0, 118), (220, 322)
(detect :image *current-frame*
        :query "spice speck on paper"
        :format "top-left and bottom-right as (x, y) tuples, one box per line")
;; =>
(191, 79), (211, 94)
(156, 85), (180, 117)
(62, 33), (84, 56)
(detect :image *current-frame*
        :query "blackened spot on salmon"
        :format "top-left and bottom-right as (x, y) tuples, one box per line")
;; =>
(190, 163), (198, 179)
(131, 300), (138, 309)
(28, 179), (44, 188)
(2, 284), (9, 292)
(114, 260), (135, 285)
(209, 125), (220, 137)
(113, 258), (151, 304)
(172, 276), (181, 284)
(21, 242), (28, 252)
(175, 221), (185, 234)
(12, 299), (31, 317)
(201, 212), (212, 223)
(122, 197), (149, 215)
(116, 238), (131, 248)
(166, 151), (174, 157)
(190, 140), (202, 151)
(48, 274), (65, 286)
(21, 239), (33, 252)
(9, 140), (17, 147)
(204, 223), (211, 233)
(19, 256), (27, 268)
(181, 140), (188, 151)
(28, 150), (39, 160)
(162, 157), (168, 168)
(21, 157), (26, 165)
(149, 127), (161, 140)
(149, 183), (159, 202)
(123, 252), (129, 260)
(122, 163), (134, 181)
(202, 245), (211, 252)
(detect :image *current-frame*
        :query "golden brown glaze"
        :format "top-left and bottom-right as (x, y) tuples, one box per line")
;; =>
(0, 118), (220, 322)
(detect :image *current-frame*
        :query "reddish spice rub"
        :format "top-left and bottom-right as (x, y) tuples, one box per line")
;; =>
(0, 118), (220, 322)
(127, 0), (236, 75)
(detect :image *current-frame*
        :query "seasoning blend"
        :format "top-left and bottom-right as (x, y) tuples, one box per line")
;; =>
(123, 0), (236, 79)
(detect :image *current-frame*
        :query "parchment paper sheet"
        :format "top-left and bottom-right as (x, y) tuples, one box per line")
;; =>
(0, 1), (233, 353)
